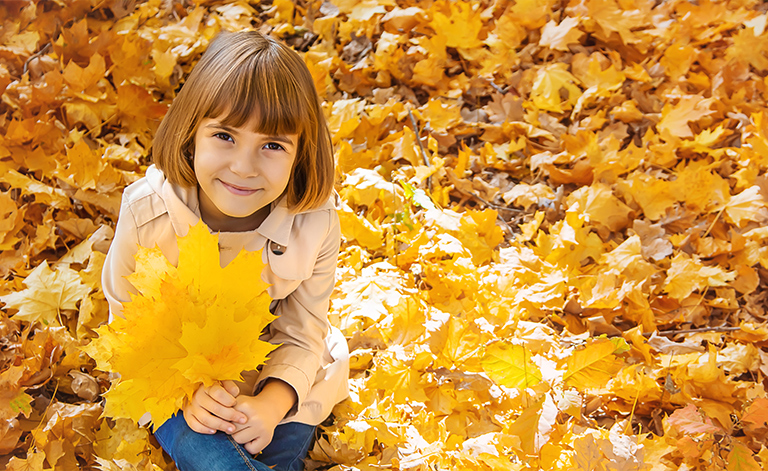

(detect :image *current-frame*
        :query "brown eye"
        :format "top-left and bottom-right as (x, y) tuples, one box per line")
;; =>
(214, 132), (234, 143)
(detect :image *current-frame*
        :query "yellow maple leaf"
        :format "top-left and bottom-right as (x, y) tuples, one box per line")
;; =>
(563, 338), (626, 390)
(83, 221), (277, 427)
(509, 0), (552, 29)
(0, 190), (24, 251)
(576, 55), (626, 92)
(531, 63), (582, 113)
(93, 418), (151, 466)
(0, 261), (91, 326)
(6, 451), (48, 471)
(338, 204), (384, 251)
(726, 26), (768, 72)
(62, 139), (102, 190)
(671, 160), (730, 213)
(420, 99), (462, 133)
(660, 43), (696, 81)
(502, 183), (554, 210)
(493, 6), (527, 49)
(412, 35), (448, 88)
(539, 17), (584, 51)
(718, 186), (768, 228)
(429, 0), (484, 49)
(482, 343), (542, 389)
(566, 183), (632, 232)
(657, 95), (716, 139)
(505, 397), (544, 455)
(62, 53), (106, 97)
(663, 253), (735, 301)
(586, 0), (646, 45)
(617, 172), (675, 220)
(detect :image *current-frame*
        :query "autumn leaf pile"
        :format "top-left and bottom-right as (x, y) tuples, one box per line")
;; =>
(2, 0), (768, 470)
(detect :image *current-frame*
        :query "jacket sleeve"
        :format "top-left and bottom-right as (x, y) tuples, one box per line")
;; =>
(255, 209), (341, 418)
(102, 194), (140, 320)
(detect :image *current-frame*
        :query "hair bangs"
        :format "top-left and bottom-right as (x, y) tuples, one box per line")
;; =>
(207, 54), (309, 138)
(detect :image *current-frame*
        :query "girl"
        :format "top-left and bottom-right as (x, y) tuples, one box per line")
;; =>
(102, 31), (349, 471)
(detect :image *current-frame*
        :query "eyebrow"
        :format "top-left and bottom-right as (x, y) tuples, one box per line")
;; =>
(204, 123), (296, 146)
(263, 135), (295, 146)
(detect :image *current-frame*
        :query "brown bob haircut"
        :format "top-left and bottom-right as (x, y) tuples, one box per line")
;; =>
(152, 31), (334, 212)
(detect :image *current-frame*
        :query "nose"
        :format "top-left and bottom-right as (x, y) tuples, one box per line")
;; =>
(229, 147), (260, 177)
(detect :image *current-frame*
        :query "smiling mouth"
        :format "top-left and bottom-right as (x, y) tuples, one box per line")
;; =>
(221, 181), (259, 195)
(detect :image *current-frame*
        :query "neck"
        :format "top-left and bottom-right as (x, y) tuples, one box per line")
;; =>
(199, 198), (269, 232)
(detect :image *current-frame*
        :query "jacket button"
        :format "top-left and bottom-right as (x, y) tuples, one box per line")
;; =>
(270, 241), (285, 255)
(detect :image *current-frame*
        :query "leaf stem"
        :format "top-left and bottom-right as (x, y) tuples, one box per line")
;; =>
(608, 325), (743, 338)
(624, 380), (642, 435)
(703, 207), (725, 238)
(407, 104), (432, 192)
(29, 379), (59, 451)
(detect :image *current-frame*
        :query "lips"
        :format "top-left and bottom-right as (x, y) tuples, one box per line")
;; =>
(220, 180), (259, 196)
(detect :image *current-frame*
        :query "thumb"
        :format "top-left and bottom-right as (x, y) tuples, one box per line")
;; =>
(222, 380), (240, 397)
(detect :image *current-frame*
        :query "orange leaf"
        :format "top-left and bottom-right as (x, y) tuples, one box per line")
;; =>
(726, 441), (762, 471)
(668, 404), (721, 435)
(742, 398), (768, 438)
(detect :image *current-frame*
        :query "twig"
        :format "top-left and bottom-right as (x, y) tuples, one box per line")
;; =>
(82, 113), (118, 139)
(625, 381), (642, 435)
(452, 186), (520, 236)
(455, 187), (522, 213)
(29, 379), (59, 450)
(489, 80), (506, 94)
(407, 105), (432, 192)
(608, 325), (743, 338)
(23, 43), (52, 76)
(703, 207), (724, 238)
(650, 326), (743, 337)
(453, 187), (516, 236)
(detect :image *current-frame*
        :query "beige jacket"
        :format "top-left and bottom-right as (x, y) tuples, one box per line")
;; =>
(102, 165), (349, 426)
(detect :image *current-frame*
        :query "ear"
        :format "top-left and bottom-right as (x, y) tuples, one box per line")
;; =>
(182, 142), (195, 161)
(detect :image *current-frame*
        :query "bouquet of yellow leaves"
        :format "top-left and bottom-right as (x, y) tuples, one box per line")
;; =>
(84, 221), (277, 427)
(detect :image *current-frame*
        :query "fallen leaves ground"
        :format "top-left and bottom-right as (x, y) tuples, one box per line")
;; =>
(1, 0), (768, 470)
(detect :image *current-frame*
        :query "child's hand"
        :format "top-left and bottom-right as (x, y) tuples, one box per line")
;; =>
(229, 394), (283, 454)
(182, 381), (248, 434)
(229, 379), (298, 455)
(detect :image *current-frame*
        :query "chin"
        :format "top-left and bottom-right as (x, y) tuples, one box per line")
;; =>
(224, 212), (258, 219)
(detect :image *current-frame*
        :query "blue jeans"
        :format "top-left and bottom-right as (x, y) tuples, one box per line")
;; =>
(154, 413), (315, 471)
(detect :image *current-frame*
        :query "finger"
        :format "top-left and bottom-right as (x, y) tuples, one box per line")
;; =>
(222, 380), (240, 398)
(192, 407), (238, 434)
(182, 410), (215, 435)
(230, 426), (259, 445)
(196, 390), (246, 424)
(195, 407), (234, 433)
(208, 383), (237, 407)
(231, 421), (248, 434)
(245, 437), (267, 455)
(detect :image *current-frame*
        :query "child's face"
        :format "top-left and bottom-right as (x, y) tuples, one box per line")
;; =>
(193, 117), (298, 232)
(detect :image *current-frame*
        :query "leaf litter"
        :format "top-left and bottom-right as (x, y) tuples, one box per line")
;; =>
(0, 0), (767, 469)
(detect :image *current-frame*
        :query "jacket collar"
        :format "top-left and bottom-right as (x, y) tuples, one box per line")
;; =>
(257, 196), (294, 247)
(259, 193), (338, 247)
